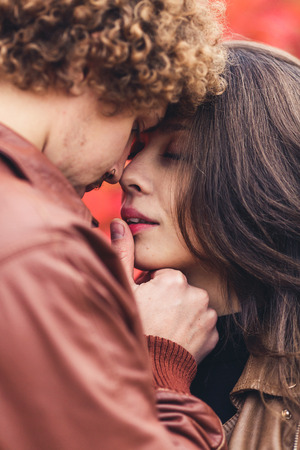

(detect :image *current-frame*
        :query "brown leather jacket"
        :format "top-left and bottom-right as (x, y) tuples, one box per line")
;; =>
(0, 123), (226, 450)
(224, 355), (300, 449)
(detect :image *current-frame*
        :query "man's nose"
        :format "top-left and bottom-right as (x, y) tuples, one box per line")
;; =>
(104, 169), (118, 184)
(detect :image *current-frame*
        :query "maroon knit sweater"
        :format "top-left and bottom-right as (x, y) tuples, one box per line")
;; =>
(147, 335), (197, 394)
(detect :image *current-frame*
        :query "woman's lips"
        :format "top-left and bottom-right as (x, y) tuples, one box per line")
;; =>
(121, 207), (159, 235)
(127, 222), (159, 235)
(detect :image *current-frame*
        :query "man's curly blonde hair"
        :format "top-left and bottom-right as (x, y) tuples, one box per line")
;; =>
(0, 0), (226, 111)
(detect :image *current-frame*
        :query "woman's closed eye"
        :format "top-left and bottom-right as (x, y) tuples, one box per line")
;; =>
(162, 151), (182, 161)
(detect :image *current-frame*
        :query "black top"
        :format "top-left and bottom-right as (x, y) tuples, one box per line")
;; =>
(190, 314), (249, 424)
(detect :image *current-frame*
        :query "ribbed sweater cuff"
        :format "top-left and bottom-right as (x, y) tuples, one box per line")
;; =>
(147, 335), (197, 394)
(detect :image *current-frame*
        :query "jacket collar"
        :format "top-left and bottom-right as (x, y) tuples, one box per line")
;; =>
(231, 354), (299, 402)
(0, 122), (96, 226)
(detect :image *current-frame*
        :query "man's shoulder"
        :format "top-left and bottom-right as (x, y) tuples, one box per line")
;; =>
(0, 167), (114, 267)
(1, 170), (71, 236)
(0, 142), (132, 295)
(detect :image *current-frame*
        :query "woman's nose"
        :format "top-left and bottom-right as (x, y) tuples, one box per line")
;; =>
(120, 158), (151, 195)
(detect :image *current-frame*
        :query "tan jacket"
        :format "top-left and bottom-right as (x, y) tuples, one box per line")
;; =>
(224, 355), (300, 449)
(0, 123), (226, 450)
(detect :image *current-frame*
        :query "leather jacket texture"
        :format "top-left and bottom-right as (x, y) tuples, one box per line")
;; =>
(0, 123), (226, 450)
(224, 355), (300, 449)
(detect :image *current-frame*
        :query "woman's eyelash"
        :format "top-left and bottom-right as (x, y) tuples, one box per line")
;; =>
(162, 151), (182, 161)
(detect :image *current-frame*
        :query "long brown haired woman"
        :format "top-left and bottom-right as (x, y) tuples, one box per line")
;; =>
(120, 41), (300, 449)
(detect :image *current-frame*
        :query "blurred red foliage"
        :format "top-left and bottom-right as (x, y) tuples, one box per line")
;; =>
(83, 183), (122, 236)
(83, 0), (300, 237)
(225, 0), (300, 56)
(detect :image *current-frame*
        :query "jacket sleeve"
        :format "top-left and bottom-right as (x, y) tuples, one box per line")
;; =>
(0, 232), (226, 450)
(148, 336), (226, 449)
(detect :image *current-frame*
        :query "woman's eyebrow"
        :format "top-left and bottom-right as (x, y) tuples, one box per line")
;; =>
(146, 122), (188, 134)
(144, 123), (161, 133)
(163, 122), (188, 132)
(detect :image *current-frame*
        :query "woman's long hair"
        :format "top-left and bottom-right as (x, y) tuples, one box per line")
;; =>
(176, 41), (300, 407)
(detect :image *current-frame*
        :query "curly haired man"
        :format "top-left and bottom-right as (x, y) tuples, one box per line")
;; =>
(0, 1), (227, 448)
